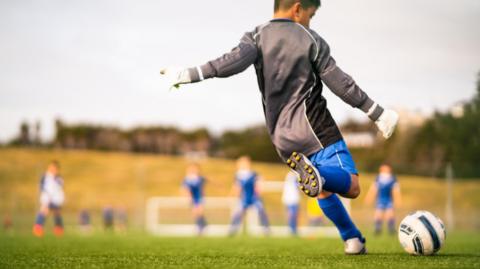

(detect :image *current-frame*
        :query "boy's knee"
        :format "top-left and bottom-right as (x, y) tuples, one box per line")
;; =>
(317, 191), (332, 199)
(40, 207), (49, 215)
(345, 174), (361, 198)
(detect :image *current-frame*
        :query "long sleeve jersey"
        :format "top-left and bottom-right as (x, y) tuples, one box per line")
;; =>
(187, 18), (384, 160)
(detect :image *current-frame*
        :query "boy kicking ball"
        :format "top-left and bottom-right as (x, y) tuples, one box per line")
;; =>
(160, 0), (398, 254)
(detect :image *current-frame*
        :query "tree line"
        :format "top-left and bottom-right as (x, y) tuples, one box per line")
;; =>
(7, 74), (480, 178)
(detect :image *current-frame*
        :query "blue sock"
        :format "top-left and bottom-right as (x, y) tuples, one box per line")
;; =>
(317, 166), (351, 194)
(388, 218), (395, 234)
(318, 194), (363, 241)
(229, 210), (244, 234)
(375, 219), (382, 234)
(255, 203), (270, 228)
(196, 216), (207, 229)
(35, 213), (46, 226)
(54, 214), (63, 228)
(287, 206), (298, 235)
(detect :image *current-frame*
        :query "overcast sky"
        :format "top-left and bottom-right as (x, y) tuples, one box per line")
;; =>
(1, 0), (479, 142)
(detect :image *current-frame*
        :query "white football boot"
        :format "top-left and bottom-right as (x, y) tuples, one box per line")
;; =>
(344, 238), (367, 255)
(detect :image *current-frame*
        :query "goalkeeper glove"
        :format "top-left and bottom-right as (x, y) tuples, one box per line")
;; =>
(159, 67), (192, 90)
(375, 109), (399, 139)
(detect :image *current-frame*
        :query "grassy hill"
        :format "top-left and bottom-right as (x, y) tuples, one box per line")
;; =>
(0, 148), (479, 231)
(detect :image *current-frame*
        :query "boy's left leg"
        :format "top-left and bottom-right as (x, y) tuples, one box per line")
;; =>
(385, 208), (396, 235)
(317, 190), (365, 254)
(52, 207), (64, 236)
(254, 200), (270, 235)
(193, 204), (207, 233)
(228, 205), (247, 236)
(286, 205), (299, 235)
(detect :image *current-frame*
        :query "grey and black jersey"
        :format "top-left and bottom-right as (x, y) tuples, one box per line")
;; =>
(188, 18), (384, 161)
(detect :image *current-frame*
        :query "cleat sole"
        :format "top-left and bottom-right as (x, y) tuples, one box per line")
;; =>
(285, 152), (322, 197)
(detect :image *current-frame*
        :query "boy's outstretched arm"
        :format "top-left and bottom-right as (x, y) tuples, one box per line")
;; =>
(313, 36), (399, 139)
(160, 32), (258, 89)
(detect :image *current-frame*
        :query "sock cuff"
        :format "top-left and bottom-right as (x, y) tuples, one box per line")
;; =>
(317, 194), (341, 208)
(341, 228), (363, 242)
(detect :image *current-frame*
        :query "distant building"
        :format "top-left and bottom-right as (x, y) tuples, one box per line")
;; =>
(450, 103), (465, 118)
(343, 132), (376, 148)
(395, 108), (428, 129)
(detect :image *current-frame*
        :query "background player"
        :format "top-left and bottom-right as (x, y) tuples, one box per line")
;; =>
(33, 160), (65, 237)
(181, 163), (207, 235)
(365, 164), (402, 235)
(160, 0), (398, 253)
(282, 171), (301, 236)
(228, 156), (270, 236)
(78, 209), (92, 234)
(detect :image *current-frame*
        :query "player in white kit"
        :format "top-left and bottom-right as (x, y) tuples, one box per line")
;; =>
(282, 171), (301, 235)
(33, 161), (65, 237)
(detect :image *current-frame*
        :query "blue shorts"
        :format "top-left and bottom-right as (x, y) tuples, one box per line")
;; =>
(376, 201), (393, 210)
(308, 140), (358, 175)
(192, 197), (203, 206)
(241, 197), (263, 210)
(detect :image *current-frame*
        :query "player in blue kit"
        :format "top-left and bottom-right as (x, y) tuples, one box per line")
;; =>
(181, 163), (207, 235)
(365, 164), (402, 235)
(228, 156), (270, 236)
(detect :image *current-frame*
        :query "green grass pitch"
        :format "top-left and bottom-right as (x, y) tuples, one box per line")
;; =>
(1, 232), (479, 268)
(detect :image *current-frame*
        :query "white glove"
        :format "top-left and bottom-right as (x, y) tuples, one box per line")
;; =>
(375, 109), (399, 139)
(159, 67), (192, 90)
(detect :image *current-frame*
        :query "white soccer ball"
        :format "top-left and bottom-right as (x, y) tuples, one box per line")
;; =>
(398, 211), (446, 255)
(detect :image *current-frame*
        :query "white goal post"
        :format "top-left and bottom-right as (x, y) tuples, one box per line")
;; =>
(146, 196), (237, 237)
(146, 181), (350, 238)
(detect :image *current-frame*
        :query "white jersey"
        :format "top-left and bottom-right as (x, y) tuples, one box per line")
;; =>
(282, 172), (300, 206)
(40, 173), (65, 206)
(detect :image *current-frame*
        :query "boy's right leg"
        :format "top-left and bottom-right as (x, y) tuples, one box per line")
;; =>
(253, 200), (270, 235)
(193, 205), (207, 232)
(52, 208), (64, 237)
(228, 206), (246, 236)
(33, 206), (49, 237)
(287, 152), (359, 198)
(385, 208), (396, 235)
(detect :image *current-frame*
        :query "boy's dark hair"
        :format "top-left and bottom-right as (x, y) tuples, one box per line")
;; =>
(50, 160), (60, 168)
(274, 0), (321, 11)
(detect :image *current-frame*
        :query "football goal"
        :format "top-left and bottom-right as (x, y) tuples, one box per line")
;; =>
(145, 180), (350, 237)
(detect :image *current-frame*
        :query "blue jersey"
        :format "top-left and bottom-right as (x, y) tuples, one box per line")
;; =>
(375, 174), (397, 209)
(183, 176), (205, 204)
(236, 170), (258, 205)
